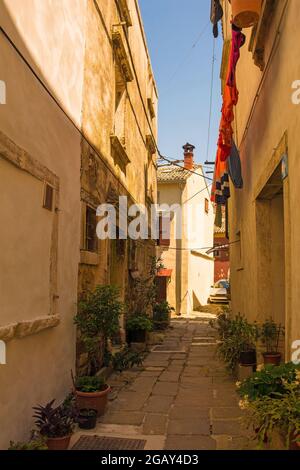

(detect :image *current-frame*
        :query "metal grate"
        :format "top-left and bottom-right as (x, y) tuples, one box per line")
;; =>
(72, 435), (146, 450)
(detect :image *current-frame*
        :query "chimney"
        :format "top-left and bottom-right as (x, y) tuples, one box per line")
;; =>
(183, 143), (195, 170)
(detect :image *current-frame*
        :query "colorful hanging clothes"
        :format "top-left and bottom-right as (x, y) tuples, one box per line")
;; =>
(210, 0), (223, 38)
(227, 25), (246, 87)
(228, 141), (243, 189)
(211, 25), (245, 203)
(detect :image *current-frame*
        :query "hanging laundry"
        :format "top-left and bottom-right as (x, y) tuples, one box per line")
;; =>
(210, 0), (223, 38)
(227, 24), (246, 87)
(214, 203), (222, 228)
(211, 23), (245, 203)
(228, 141), (243, 189)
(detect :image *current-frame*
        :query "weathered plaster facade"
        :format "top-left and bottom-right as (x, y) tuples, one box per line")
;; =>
(222, 0), (299, 359)
(0, 0), (157, 448)
(77, 0), (158, 372)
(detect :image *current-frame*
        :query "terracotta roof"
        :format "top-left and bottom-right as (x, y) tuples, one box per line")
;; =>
(157, 164), (202, 183)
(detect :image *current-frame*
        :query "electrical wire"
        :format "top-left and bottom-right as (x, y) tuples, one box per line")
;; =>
(161, 21), (210, 92)
(206, 37), (216, 161)
(162, 239), (240, 252)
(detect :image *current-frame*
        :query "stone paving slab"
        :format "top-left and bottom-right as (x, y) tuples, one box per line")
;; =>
(144, 395), (174, 413)
(79, 318), (254, 450)
(165, 435), (216, 450)
(167, 419), (210, 435)
(143, 414), (168, 435)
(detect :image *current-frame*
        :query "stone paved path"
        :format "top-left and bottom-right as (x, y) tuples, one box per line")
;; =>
(71, 317), (254, 450)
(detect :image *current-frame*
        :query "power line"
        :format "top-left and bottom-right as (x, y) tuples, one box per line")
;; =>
(162, 21), (210, 92)
(114, 2), (213, 183)
(206, 37), (216, 161)
(164, 240), (240, 252)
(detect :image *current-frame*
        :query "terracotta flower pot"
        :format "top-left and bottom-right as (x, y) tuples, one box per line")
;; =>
(75, 385), (110, 416)
(231, 0), (262, 28)
(46, 435), (71, 451)
(263, 352), (281, 366)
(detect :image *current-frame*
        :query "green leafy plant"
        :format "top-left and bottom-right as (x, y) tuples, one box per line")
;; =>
(74, 285), (124, 374)
(209, 312), (232, 340)
(75, 375), (106, 393)
(237, 362), (300, 401)
(8, 434), (48, 450)
(126, 314), (153, 332)
(242, 378), (300, 449)
(216, 314), (259, 371)
(112, 347), (145, 372)
(33, 400), (76, 438)
(260, 318), (285, 354)
(153, 301), (174, 322)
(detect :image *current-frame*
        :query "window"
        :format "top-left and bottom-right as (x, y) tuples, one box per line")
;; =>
(85, 206), (97, 252)
(205, 198), (209, 214)
(43, 183), (54, 211)
(158, 213), (170, 247)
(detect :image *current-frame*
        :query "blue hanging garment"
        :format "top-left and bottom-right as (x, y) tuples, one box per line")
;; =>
(228, 141), (243, 189)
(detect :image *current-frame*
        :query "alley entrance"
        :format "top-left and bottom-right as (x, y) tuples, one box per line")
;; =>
(70, 317), (253, 451)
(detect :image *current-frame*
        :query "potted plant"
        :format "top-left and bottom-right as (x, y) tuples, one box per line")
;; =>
(8, 433), (48, 450)
(217, 314), (259, 372)
(74, 375), (110, 416)
(126, 257), (159, 343)
(74, 285), (124, 376)
(126, 314), (153, 343)
(153, 301), (174, 330)
(112, 346), (145, 372)
(229, 0), (262, 29)
(260, 318), (284, 366)
(33, 399), (76, 450)
(77, 409), (98, 430)
(240, 378), (300, 450)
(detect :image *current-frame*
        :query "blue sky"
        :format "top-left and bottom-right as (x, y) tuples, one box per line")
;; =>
(139, 0), (223, 166)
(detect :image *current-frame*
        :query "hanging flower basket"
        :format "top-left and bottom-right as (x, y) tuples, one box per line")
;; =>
(230, 0), (262, 28)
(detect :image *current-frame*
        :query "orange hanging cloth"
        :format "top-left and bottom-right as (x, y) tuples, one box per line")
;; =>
(211, 24), (245, 203)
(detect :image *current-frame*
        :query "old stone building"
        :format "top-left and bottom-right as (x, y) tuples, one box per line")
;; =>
(221, 0), (299, 360)
(157, 144), (214, 315)
(0, 0), (157, 448)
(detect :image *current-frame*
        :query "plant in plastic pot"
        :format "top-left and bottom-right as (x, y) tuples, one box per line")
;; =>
(126, 314), (153, 343)
(74, 375), (110, 417)
(260, 318), (284, 366)
(153, 301), (174, 330)
(216, 314), (259, 372)
(230, 0), (262, 28)
(33, 400), (76, 450)
(77, 409), (97, 430)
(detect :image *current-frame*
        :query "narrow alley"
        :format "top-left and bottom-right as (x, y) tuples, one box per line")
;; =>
(71, 316), (252, 451)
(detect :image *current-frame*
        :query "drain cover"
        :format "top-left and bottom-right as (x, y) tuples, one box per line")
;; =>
(72, 436), (146, 450)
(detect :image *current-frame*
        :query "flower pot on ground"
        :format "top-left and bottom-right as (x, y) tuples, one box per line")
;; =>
(75, 376), (110, 416)
(126, 314), (153, 344)
(153, 301), (174, 331)
(237, 364), (300, 449)
(230, 0), (262, 28)
(260, 318), (284, 366)
(77, 409), (97, 430)
(33, 399), (76, 451)
(216, 314), (259, 372)
(240, 349), (257, 366)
